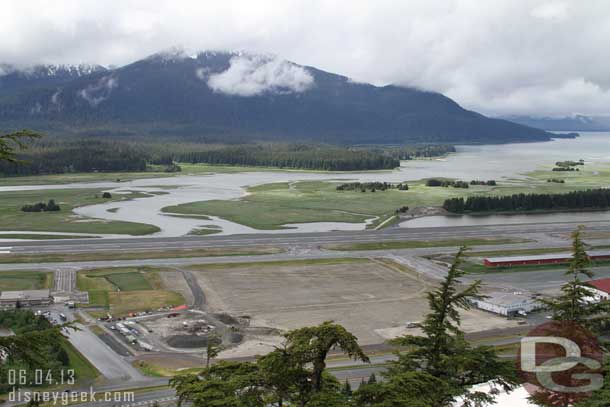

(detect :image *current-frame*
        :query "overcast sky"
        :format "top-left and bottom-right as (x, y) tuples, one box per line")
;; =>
(2, 0), (609, 117)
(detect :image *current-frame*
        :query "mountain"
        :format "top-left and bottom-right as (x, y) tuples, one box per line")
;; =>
(502, 115), (610, 132)
(0, 64), (107, 97)
(0, 50), (552, 144)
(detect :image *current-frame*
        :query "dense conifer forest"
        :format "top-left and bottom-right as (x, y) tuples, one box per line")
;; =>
(0, 137), (457, 176)
(443, 189), (610, 213)
(175, 144), (400, 171)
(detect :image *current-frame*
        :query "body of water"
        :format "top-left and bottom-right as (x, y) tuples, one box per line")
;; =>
(1, 132), (609, 237)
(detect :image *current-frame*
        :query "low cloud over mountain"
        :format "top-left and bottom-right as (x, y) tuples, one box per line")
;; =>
(206, 54), (314, 96)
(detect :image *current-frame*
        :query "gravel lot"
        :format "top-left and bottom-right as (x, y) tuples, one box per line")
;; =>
(189, 259), (520, 345)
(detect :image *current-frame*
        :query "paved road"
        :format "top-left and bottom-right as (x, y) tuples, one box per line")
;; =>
(67, 324), (144, 382)
(481, 265), (610, 293)
(55, 307), (146, 383)
(172, 267), (206, 309)
(54, 269), (76, 292)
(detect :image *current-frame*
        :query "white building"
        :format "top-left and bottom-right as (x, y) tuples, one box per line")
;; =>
(472, 291), (540, 316)
(586, 278), (610, 301)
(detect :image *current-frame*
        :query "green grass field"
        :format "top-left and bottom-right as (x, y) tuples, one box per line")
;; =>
(184, 257), (370, 271)
(323, 237), (529, 251)
(86, 290), (110, 308)
(77, 267), (158, 292)
(108, 290), (184, 315)
(0, 271), (52, 290)
(464, 247), (571, 258)
(77, 267), (183, 315)
(102, 272), (153, 291)
(0, 188), (159, 235)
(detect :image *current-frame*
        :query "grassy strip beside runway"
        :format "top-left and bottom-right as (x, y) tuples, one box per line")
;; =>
(0, 270), (53, 290)
(0, 233), (98, 240)
(0, 246), (285, 264)
(323, 237), (529, 251)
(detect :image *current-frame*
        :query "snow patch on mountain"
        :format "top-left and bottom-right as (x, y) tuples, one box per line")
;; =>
(78, 75), (118, 107)
(0, 63), (105, 78)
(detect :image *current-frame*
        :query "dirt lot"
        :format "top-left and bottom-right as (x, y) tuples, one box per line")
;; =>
(188, 259), (521, 347)
(158, 270), (194, 305)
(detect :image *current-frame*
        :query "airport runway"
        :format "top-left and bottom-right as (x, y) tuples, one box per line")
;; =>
(3, 219), (610, 256)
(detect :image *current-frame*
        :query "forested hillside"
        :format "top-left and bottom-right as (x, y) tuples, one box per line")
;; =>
(0, 138), (419, 175)
(0, 139), (147, 176)
(176, 144), (399, 171)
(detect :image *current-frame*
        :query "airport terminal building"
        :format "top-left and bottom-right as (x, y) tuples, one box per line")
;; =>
(0, 289), (52, 309)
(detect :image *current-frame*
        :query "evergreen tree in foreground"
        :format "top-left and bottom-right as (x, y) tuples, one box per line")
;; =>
(383, 247), (518, 406)
(0, 130), (41, 163)
(550, 227), (610, 407)
(172, 322), (369, 407)
(542, 226), (610, 331)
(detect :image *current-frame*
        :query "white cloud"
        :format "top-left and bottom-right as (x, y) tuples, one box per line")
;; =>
(78, 75), (118, 107)
(206, 55), (314, 96)
(531, 2), (569, 20)
(1, 0), (610, 116)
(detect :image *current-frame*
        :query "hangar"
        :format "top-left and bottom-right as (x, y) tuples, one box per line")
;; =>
(484, 250), (610, 267)
(471, 291), (540, 316)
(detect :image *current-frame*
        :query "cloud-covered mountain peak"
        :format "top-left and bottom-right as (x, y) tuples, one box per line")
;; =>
(0, 48), (550, 144)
